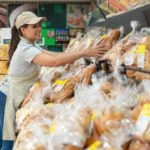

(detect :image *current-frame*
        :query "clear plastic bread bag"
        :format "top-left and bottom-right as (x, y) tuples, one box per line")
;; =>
(14, 105), (56, 150)
(49, 104), (93, 149)
(15, 83), (52, 132)
(40, 66), (66, 84)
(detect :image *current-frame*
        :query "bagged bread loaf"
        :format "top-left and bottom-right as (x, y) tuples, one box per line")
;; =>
(80, 64), (97, 85)
(128, 139), (150, 150)
(94, 110), (124, 135)
(21, 82), (47, 107)
(16, 105), (55, 133)
(100, 81), (113, 94)
(97, 29), (120, 49)
(47, 64), (98, 103)
(14, 109), (53, 150)
(50, 108), (92, 149)
(144, 124), (150, 142)
(48, 75), (81, 103)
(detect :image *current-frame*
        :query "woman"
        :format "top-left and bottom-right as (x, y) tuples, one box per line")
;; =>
(1, 11), (105, 149)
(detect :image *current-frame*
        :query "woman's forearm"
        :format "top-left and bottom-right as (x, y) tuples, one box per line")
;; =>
(53, 51), (84, 66)
(42, 49), (58, 57)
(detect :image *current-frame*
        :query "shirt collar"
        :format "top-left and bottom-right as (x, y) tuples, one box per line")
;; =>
(20, 36), (35, 46)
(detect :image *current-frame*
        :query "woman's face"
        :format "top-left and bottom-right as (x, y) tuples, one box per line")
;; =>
(21, 22), (42, 42)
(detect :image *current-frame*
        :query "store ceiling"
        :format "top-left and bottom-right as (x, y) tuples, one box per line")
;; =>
(0, 0), (92, 3)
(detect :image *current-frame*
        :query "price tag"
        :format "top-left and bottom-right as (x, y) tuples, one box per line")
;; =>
(30, 82), (39, 92)
(141, 103), (150, 117)
(137, 44), (147, 68)
(100, 35), (108, 40)
(137, 54), (145, 68)
(125, 46), (137, 66)
(85, 111), (96, 126)
(89, 140), (102, 150)
(46, 103), (53, 108)
(53, 79), (68, 92)
(34, 82), (39, 88)
(54, 79), (68, 85)
(91, 111), (96, 121)
(125, 53), (134, 66)
(136, 103), (150, 136)
(49, 124), (57, 134)
(137, 44), (147, 54)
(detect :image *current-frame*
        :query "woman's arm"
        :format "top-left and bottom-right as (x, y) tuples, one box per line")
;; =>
(42, 49), (60, 57)
(33, 46), (106, 67)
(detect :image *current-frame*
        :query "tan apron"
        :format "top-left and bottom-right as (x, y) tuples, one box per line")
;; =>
(3, 71), (40, 141)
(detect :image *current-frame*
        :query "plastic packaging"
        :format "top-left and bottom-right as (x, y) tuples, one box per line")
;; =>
(14, 105), (55, 150)
(14, 25), (150, 150)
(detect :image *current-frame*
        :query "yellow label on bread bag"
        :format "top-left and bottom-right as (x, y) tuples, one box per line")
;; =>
(141, 103), (150, 117)
(49, 124), (57, 133)
(85, 115), (91, 126)
(100, 35), (108, 40)
(85, 111), (96, 126)
(34, 82), (39, 88)
(54, 79), (68, 85)
(138, 44), (147, 54)
(91, 111), (96, 121)
(30, 82), (39, 92)
(89, 140), (102, 150)
(130, 47), (137, 54)
(46, 103), (53, 108)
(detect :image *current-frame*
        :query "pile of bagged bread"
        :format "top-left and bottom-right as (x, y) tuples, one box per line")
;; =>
(14, 27), (150, 150)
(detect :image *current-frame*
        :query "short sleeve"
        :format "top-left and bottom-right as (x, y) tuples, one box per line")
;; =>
(35, 45), (43, 51)
(24, 46), (42, 63)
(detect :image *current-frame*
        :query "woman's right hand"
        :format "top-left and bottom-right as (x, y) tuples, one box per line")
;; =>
(82, 46), (108, 58)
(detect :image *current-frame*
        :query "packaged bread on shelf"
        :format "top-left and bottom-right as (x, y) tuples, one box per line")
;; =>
(85, 124), (99, 148)
(100, 81), (113, 94)
(144, 124), (150, 142)
(13, 26), (150, 150)
(94, 110), (124, 135)
(128, 138), (150, 150)
(50, 108), (93, 149)
(103, 33), (136, 68)
(14, 108), (53, 150)
(16, 105), (55, 133)
(97, 29), (121, 50)
(47, 64), (98, 103)
(98, 118), (135, 150)
(21, 82), (48, 107)
(134, 102), (150, 141)
(80, 64), (97, 85)
(123, 35), (150, 80)
(132, 101), (150, 121)
(132, 80), (150, 121)
(39, 67), (65, 84)
(47, 75), (81, 103)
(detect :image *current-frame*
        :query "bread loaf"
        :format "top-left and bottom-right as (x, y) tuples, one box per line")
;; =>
(48, 76), (80, 103)
(95, 111), (124, 135)
(80, 64), (97, 85)
(128, 139), (150, 150)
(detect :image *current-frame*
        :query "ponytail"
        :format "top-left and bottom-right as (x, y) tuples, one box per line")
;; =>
(8, 25), (20, 66)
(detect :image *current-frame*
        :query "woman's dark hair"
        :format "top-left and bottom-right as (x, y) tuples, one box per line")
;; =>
(8, 24), (28, 66)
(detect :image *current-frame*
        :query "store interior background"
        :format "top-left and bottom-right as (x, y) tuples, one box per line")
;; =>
(0, 0), (150, 80)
